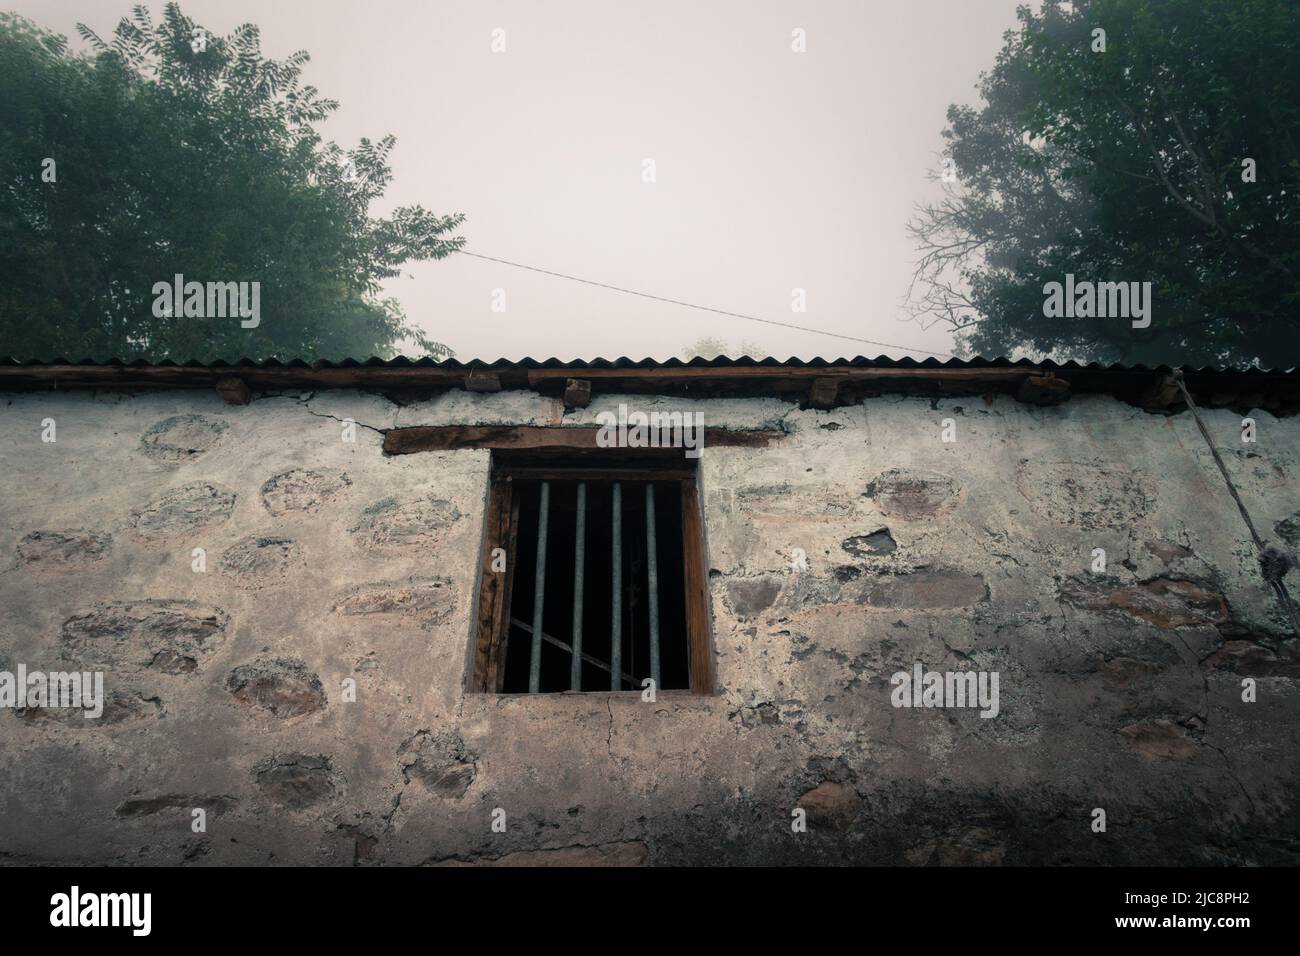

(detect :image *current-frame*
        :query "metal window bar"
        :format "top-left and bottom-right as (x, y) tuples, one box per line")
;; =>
(511, 618), (635, 686)
(645, 483), (662, 688)
(519, 479), (666, 694)
(570, 482), (586, 691)
(611, 481), (623, 691)
(527, 481), (550, 693)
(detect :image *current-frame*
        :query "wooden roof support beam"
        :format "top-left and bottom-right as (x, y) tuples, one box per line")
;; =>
(465, 369), (502, 392)
(1140, 373), (1183, 411)
(806, 377), (842, 410)
(563, 378), (592, 409)
(214, 375), (252, 405)
(1016, 373), (1070, 406)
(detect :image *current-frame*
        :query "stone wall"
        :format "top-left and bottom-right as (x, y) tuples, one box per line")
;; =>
(1, 386), (1297, 865)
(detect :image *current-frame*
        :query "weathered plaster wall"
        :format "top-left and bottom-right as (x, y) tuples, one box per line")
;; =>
(1, 386), (1298, 865)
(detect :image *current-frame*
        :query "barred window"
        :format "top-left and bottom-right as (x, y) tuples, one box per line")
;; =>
(470, 451), (714, 694)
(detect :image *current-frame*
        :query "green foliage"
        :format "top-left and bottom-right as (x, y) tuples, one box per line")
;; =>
(910, 0), (1300, 366)
(0, 4), (464, 361)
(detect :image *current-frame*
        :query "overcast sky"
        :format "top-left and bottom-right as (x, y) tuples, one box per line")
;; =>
(14, 0), (1027, 361)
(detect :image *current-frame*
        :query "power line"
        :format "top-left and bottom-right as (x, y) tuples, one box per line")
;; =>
(457, 250), (954, 358)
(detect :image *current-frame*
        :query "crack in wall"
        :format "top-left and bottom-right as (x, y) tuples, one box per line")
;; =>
(295, 396), (390, 436)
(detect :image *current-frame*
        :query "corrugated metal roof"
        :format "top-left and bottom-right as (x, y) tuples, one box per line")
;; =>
(2, 355), (1297, 413)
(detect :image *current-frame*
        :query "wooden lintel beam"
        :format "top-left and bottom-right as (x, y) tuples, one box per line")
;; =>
(383, 424), (783, 455)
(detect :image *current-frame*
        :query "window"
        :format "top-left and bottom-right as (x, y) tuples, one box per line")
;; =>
(470, 450), (714, 694)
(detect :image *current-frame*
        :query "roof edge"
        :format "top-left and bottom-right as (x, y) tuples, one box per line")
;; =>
(1, 357), (1297, 414)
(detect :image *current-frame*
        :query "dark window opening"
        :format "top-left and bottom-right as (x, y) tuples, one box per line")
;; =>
(471, 450), (713, 695)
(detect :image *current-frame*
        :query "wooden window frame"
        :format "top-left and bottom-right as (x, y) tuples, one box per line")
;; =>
(469, 456), (716, 695)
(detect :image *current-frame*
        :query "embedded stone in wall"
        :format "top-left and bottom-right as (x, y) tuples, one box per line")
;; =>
(350, 496), (462, 550)
(796, 781), (861, 830)
(1059, 577), (1227, 628)
(260, 468), (352, 516)
(16, 530), (111, 569)
(181, 839), (212, 862)
(61, 600), (230, 673)
(732, 701), (783, 728)
(432, 843), (649, 867)
(333, 579), (455, 628)
(864, 469), (958, 517)
(116, 794), (236, 817)
(18, 691), (163, 727)
(1229, 448), (1293, 490)
(842, 528), (897, 557)
(226, 659), (326, 719)
(1202, 639), (1300, 678)
(1144, 540), (1194, 565)
(336, 824), (378, 863)
(139, 414), (228, 463)
(1119, 719), (1199, 760)
(219, 536), (302, 587)
(857, 571), (988, 609)
(130, 482), (236, 537)
(1099, 657), (1164, 689)
(1015, 459), (1152, 530)
(398, 730), (477, 798)
(1275, 512), (1300, 548)
(253, 753), (339, 809)
(725, 577), (782, 618)
(735, 483), (856, 520)
(931, 827), (1009, 866)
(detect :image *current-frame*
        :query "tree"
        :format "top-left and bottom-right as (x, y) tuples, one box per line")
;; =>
(0, 4), (464, 362)
(909, 0), (1300, 367)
